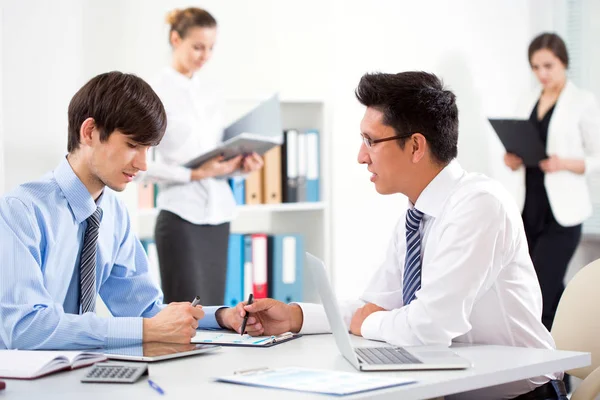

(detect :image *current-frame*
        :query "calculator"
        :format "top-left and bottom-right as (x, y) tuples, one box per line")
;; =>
(81, 362), (148, 384)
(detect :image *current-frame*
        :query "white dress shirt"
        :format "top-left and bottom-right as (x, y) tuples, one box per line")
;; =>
(298, 161), (560, 399)
(143, 67), (237, 225)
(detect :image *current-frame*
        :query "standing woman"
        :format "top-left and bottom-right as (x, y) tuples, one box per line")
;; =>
(504, 33), (600, 330)
(145, 7), (263, 305)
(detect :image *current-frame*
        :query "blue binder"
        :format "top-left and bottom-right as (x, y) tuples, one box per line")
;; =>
(305, 129), (320, 202)
(224, 234), (245, 307)
(268, 234), (303, 303)
(229, 177), (245, 205)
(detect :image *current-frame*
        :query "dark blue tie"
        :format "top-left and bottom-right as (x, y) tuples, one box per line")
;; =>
(79, 207), (102, 314)
(403, 208), (425, 306)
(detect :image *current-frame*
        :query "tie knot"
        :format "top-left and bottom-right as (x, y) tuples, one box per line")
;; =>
(87, 207), (102, 228)
(405, 208), (424, 232)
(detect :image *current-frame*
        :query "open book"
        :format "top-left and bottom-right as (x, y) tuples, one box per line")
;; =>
(0, 350), (106, 379)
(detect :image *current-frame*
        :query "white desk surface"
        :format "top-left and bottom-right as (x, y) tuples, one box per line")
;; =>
(4, 334), (590, 400)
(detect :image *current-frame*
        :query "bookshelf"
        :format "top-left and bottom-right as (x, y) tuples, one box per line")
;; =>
(126, 99), (331, 303)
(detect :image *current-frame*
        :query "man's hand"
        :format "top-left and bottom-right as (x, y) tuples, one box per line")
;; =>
(539, 154), (564, 173)
(143, 302), (205, 344)
(349, 303), (386, 337)
(217, 298), (303, 336)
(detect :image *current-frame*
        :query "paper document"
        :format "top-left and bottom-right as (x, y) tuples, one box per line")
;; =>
(215, 366), (416, 396)
(191, 330), (299, 347)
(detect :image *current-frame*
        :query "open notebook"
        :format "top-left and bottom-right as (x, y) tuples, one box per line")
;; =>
(0, 350), (106, 379)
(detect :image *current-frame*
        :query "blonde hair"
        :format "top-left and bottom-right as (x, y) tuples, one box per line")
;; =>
(166, 7), (217, 43)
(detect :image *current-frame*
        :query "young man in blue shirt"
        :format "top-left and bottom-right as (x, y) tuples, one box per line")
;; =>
(0, 72), (230, 349)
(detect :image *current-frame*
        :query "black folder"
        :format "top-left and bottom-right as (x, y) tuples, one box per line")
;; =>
(489, 118), (547, 167)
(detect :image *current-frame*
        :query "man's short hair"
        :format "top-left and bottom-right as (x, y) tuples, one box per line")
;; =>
(67, 71), (167, 152)
(355, 71), (458, 164)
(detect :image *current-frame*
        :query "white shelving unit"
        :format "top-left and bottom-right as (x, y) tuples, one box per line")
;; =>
(127, 99), (331, 303)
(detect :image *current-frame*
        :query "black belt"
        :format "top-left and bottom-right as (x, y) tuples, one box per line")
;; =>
(513, 380), (568, 400)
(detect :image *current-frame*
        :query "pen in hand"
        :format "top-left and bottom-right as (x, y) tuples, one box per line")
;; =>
(191, 295), (201, 307)
(239, 293), (254, 336)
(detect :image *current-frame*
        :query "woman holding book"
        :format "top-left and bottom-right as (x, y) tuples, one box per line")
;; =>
(143, 7), (263, 305)
(503, 33), (600, 330)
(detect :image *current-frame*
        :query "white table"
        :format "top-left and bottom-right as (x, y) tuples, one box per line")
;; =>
(4, 334), (590, 399)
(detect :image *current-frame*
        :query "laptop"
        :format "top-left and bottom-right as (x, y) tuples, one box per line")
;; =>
(305, 253), (472, 371)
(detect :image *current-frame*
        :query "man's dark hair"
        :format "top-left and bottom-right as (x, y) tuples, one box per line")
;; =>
(528, 32), (569, 68)
(67, 71), (167, 152)
(355, 71), (458, 164)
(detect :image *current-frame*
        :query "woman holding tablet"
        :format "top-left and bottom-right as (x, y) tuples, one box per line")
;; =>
(504, 33), (600, 330)
(144, 7), (263, 305)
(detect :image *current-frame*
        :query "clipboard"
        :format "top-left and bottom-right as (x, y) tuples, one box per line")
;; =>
(488, 118), (547, 167)
(191, 330), (301, 348)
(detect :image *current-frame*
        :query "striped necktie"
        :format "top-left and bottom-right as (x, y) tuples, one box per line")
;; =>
(80, 207), (102, 314)
(403, 208), (425, 306)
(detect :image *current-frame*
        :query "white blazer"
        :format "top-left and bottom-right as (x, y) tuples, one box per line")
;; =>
(510, 81), (600, 227)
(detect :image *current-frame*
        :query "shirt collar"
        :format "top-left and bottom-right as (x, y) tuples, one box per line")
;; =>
(54, 156), (104, 224)
(164, 66), (196, 90)
(411, 159), (465, 218)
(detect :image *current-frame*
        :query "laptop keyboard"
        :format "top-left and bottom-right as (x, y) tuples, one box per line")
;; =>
(355, 347), (422, 365)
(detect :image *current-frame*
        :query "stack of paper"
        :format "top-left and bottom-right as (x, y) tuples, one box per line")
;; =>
(216, 366), (415, 396)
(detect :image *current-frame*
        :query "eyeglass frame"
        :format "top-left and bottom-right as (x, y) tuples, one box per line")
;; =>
(361, 132), (414, 149)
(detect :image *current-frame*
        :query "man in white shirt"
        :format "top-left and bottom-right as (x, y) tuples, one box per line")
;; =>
(217, 71), (567, 399)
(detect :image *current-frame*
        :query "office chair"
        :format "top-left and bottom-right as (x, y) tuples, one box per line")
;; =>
(552, 258), (600, 400)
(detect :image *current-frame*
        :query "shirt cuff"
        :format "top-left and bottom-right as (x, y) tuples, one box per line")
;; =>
(199, 306), (224, 330)
(294, 303), (331, 334)
(361, 311), (387, 341)
(106, 317), (143, 347)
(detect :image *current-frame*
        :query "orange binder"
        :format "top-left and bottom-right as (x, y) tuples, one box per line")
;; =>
(245, 169), (263, 205)
(262, 146), (282, 204)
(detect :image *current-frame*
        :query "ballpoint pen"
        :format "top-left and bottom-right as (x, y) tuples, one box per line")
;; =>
(148, 379), (164, 395)
(191, 295), (201, 307)
(239, 293), (254, 336)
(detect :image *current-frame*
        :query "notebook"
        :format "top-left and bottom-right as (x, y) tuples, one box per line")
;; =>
(191, 330), (300, 347)
(215, 366), (415, 396)
(0, 350), (107, 379)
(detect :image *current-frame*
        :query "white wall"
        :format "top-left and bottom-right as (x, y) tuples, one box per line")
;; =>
(2, 0), (582, 299)
(2, 0), (85, 191)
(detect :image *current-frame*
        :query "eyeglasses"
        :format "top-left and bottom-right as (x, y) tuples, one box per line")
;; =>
(361, 133), (414, 149)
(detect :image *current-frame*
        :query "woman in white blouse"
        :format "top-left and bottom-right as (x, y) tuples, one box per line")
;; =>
(504, 33), (600, 330)
(145, 7), (263, 305)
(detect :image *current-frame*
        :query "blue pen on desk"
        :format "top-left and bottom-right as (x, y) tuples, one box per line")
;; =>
(148, 379), (164, 395)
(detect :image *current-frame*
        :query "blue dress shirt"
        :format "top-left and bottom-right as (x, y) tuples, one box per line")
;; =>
(0, 157), (222, 350)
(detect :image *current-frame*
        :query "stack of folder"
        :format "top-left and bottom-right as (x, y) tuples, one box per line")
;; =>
(224, 233), (304, 306)
(228, 128), (320, 205)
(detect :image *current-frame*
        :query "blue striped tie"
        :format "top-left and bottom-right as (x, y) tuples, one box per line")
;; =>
(403, 208), (425, 306)
(79, 207), (102, 314)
